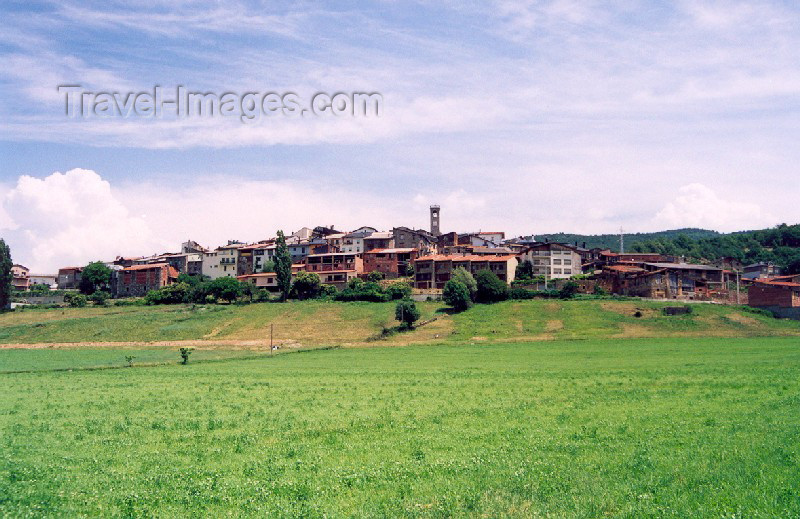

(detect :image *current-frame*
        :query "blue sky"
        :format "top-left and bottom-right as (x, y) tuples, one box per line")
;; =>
(1, 0), (799, 271)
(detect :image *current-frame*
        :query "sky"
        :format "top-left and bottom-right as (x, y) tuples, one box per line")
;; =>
(1, 0), (799, 272)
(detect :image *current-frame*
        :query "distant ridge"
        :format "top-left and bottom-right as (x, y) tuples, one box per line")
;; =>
(534, 228), (721, 252)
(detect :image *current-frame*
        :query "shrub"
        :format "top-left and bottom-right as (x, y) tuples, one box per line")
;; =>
(558, 281), (579, 299)
(515, 260), (534, 280)
(475, 269), (508, 303)
(179, 347), (193, 365)
(64, 293), (87, 307)
(509, 287), (536, 300)
(89, 291), (110, 306)
(319, 284), (338, 298)
(395, 299), (421, 328)
(290, 271), (321, 300)
(451, 267), (477, 301)
(145, 282), (191, 305)
(366, 271), (384, 282)
(593, 284), (608, 296)
(443, 280), (472, 311)
(384, 282), (412, 300)
(206, 277), (242, 303)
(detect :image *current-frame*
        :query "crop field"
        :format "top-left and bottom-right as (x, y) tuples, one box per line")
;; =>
(1, 334), (799, 517)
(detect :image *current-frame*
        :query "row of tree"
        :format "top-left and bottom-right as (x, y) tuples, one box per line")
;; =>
(629, 223), (800, 273)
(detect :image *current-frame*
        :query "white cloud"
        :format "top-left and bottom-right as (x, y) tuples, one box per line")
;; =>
(651, 183), (777, 232)
(1, 169), (165, 272)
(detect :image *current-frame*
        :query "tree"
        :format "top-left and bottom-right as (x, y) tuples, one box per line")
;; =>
(207, 277), (243, 303)
(515, 260), (534, 280)
(79, 261), (112, 294)
(474, 269), (508, 303)
(177, 272), (203, 287)
(384, 281), (412, 300)
(395, 299), (421, 329)
(0, 239), (12, 311)
(261, 260), (276, 273)
(274, 230), (292, 301)
(451, 267), (477, 301)
(291, 271), (321, 300)
(443, 279), (472, 311)
(404, 263), (415, 278)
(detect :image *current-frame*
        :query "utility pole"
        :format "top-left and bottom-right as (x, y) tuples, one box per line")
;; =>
(736, 270), (741, 305)
(619, 226), (625, 254)
(270, 323), (274, 354)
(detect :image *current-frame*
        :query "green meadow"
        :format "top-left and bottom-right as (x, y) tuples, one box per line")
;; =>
(1, 300), (799, 516)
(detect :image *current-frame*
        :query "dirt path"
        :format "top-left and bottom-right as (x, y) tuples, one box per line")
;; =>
(0, 339), (301, 350)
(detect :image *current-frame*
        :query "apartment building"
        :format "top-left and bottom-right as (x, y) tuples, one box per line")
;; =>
(304, 252), (363, 288)
(413, 254), (518, 289)
(518, 243), (582, 279)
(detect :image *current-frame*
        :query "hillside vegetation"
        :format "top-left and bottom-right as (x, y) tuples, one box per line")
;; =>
(1, 300), (799, 354)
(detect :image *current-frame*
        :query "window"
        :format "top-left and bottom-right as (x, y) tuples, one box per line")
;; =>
(564, 269), (571, 274)
(553, 259), (562, 265)
(564, 259), (572, 265)
(553, 269), (562, 275)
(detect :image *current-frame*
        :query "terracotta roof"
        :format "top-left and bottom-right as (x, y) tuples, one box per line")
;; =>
(415, 254), (517, 262)
(364, 248), (417, 254)
(751, 279), (800, 288)
(122, 263), (171, 271)
(604, 265), (645, 273)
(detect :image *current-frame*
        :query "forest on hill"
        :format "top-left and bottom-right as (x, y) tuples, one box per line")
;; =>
(537, 224), (800, 273)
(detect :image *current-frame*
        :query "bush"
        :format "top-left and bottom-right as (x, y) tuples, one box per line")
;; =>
(179, 347), (193, 365)
(89, 291), (110, 306)
(145, 282), (191, 305)
(384, 282), (412, 300)
(395, 299), (421, 328)
(475, 270), (508, 303)
(443, 280), (472, 311)
(509, 287), (536, 300)
(515, 260), (534, 280)
(367, 271), (384, 282)
(64, 293), (87, 307)
(558, 281), (579, 299)
(206, 277), (242, 303)
(593, 284), (608, 296)
(290, 271), (321, 300)
(319, 284), (338, 298)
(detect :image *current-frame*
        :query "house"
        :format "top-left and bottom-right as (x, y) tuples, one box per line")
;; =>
(341, 227), (378, 254)
(116, 263), (179, 297)
(11, 264), (30, 291)
(202, 243), (242, 279)
(625, 262), (725, 299)
(288, 241), (312, 263)
(459, 232), (505, 248)
(29, 274), (57, 288)
(743, 262), (783, 280)
(413, 254), (518, 289)
(392, 227), (437, 255)
(518, 243), (583, 279)
(362, 248), (417, 278)
(363, 232), (394, 252)
(252, 244), (277, 273)
(237, 264), (304, 291)
(291, 227), (314, 241)
(57, 267), (83, 289)
(748, 279), (800, 319)
(304, 252), (363, 288)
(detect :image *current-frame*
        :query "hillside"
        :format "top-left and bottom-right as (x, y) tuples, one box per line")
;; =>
(535, 228), (721, 251)
(1, 299), (799, 354)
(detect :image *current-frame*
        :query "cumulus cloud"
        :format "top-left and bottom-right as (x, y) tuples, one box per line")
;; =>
(1, 169), (166, 272)
(651, 183), (776, 232)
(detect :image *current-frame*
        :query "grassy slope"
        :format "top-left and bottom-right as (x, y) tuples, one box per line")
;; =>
(3, 299), (797, 349)
(1, 338), (799, 516)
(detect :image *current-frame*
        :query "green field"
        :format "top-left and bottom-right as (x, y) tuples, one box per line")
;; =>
(2, 337), (800, 517)
(1, 300), (799, 516)
(1, 299), (799, 349)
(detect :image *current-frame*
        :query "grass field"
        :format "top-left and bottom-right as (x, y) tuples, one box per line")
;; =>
(1, 337), (799, 517)
(1, 299), (799, 350)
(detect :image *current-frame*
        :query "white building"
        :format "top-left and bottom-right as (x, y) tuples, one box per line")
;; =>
(518, 243), (582, 279)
